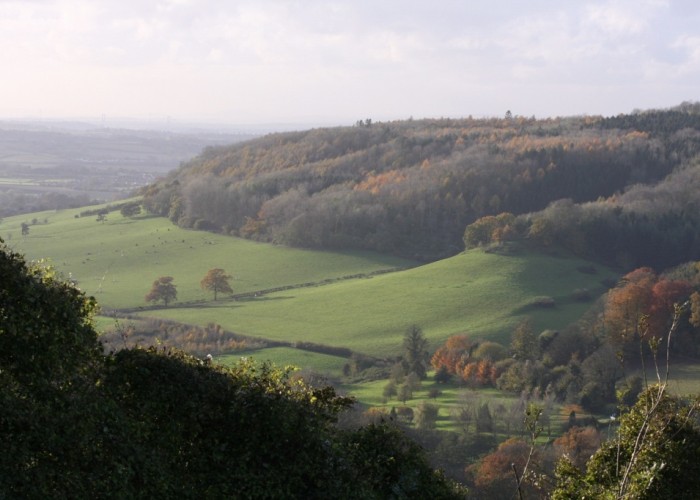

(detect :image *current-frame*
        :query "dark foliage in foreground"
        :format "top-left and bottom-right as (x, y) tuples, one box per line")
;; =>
(0, 241), (463, 499)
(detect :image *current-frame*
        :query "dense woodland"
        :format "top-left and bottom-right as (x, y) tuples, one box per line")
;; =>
(144, 103), (700, 267)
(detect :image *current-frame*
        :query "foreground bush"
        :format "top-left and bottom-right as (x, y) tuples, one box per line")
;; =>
(0, 241), (463, 498)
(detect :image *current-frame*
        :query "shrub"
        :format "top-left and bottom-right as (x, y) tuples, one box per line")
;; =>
(529, 296), (556, 308)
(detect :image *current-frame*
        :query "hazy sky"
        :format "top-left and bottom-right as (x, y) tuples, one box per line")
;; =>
(1, 0), (699, 127)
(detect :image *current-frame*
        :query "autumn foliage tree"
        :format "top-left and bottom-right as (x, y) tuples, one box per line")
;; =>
(605, 268), (692, 357)
(469, 438), (541, 498)
(145, 276), (177, 306)
(431, 335), (474, 375)
(647, 278), (692, 338)
(200, 268), (233, 300)
(691, 290), (700, 327)
(463, 212), (516, 248)
(606, 268), (656, 346)
(553, 426), (602, 470)
(431, 335), (507, 387)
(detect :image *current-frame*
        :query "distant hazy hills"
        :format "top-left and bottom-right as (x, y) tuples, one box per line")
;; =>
(0, 122), (256, 215)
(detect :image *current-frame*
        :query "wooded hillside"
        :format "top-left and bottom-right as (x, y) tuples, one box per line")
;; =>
(143, 103), (700, 265)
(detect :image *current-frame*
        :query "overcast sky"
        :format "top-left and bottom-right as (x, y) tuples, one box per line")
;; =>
(1, 0), (699, 127)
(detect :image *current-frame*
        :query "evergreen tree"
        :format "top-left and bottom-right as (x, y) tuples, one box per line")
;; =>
(403, 324), (429, 379)
(511, 318), (539, 361)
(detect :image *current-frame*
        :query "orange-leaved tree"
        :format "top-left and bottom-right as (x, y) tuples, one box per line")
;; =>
(145, 276), (177, 306)
(553, 426), (602, 470)
(605, 268), (692, 352)
(431, 334), (474, 375)
(468, 438), (542, 498)
(200, 268), (233, 300)
(647, 278), (692, 338)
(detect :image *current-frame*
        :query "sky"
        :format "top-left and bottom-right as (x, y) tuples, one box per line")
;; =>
(1, 0), (699, 128)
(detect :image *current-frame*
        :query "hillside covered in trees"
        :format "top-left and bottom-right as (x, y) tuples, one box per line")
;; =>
(143, 103), (700, 267)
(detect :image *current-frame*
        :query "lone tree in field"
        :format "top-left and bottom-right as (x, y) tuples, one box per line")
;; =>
(145, 276), (177, 306)
(200, 268), (233, 300)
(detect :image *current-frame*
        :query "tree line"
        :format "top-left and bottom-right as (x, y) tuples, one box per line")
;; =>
(142, 105), (700, 262)
(484, 156), (700, 271)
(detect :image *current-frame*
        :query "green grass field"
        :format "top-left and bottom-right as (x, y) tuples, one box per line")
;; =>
(0, 200), (631, 433)
(639, 363), (700, 396)
(336, 376), (574, 436)
(142, 246), (616, 357)
(0, 203), (413, 310)
(217, 347), (348, 379)
(1, 200), (619, 364)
